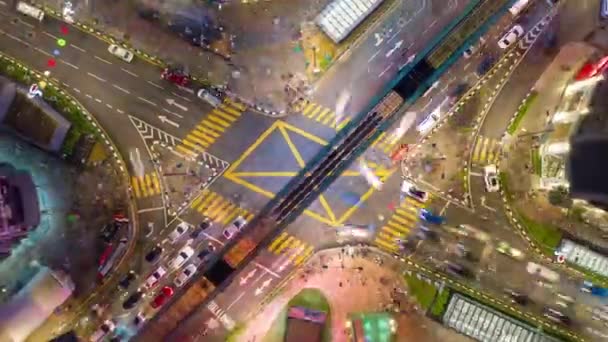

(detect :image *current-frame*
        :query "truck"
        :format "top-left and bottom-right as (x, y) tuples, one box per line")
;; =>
(0, 267), (74, 342)
(224, 237), (256, 269)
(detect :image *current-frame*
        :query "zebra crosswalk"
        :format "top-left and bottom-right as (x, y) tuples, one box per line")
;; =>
(374, 196), (428, 253)
(175, 98), (246, 158)
(189, 189), (255, 225)
(472, 136), (501, 165)
(293, 99), (350, 130)
(131, 172), (162, 199)
(370, 131), (400, 154)
(267, 232), (315, 267)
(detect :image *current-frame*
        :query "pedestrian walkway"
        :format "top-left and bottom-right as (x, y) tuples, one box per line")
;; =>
(370, 131), (400, 154)
(175, 99), (245, 158)
(267, 231), (315, 268)
(189, 189), (255, 225)
(293, 99), (350, 130)
(374, 196), (427, 253)
(472, 135), (501, 165)
(131, 172), (162, 198)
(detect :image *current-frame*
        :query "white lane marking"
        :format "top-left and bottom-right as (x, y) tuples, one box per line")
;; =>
(95, 98), (102, 103)
(137, 207), (165, 214)
(388, 28), (402, 43)
(3, 31), (26, 45)
(106, 103), (113, 109)
(378, 63), (393, 78)
(163, 107), (184, 119)
(73, 87), (81, 93)
(171, 92), (192, 103)
(61, 60), (79, 70)
(177, 85), (195, 94)
(70, 44), (86, 52)
(43, 31), (58, 40)
(138, 96), (157, 107)
(85, 94), (92, 99)
(368, 50), (381, 63)
(34, 47), (52, 57)
(122, 68), (139, 78)
(147, 81), (164, 90)
(87, 72), (106, 83)
(116, 109), (125, 114)
(112, 84), (130, 94)
(20, 21), (34, 28)
(464, 62), (471, 71)
(430, 19), (437, 28)
(0, 1), (6, 6)
(470, 171), (482, 177)
(94, 55), (112, 65)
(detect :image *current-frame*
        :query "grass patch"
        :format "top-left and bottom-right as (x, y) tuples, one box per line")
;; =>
(0, 55), (97, 156)
(530, 148), (542, 176)
(429, 288), (451, 318)
(507, 91), (538, 134)
(404, 273), (438, 310)
(262, 288), (332, 342)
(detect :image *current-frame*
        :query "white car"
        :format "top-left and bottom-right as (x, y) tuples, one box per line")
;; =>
(416, 106), (441, 134)
(90, 320), (115, 342)
(144, 266), (166, 289)
(169, 246), (195, 270)
(197, 89), (222, 107)
(223, 216), (247, 239)
(498, 25), (524, 49)
(168, 222), (190, 243)
(107, 44), (134, 63)
(484, 164), (500, 192)
(174, 264), (197, 287)
(401, 180), (429, 202)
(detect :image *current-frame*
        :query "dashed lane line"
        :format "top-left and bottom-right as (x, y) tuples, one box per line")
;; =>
(70, 44), (86, 53)
(87, 72), (106, 83)
(34, 47), (52, 57)
(121, 68), (139, 78)
(171, 91), (191, 102)
(147, 81), (164, 90)
(42, 31), (58, 40)
(112, 84), (130, 94)
(61, 60), (79, 70)
(137, 96), (157, 107)
(94, 55), (112, 65)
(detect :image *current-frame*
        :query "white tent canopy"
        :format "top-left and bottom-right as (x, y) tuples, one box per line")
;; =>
(316, 0), (385, 43)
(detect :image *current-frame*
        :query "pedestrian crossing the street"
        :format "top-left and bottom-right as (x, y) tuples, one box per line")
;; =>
(189, 189), (255, 225)
(267, 232), (315, 267)
(175, 98), (245, 158)
(293, 99), (350, 130)
(131, 172), (162, 199)
(471, 136), (501, 165)
(374, 196), (428, 253)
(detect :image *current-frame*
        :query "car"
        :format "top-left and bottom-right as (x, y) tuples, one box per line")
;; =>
(197, 247), (212, 262)
(144, 245), (163, 263)
(498, 25), (525, 49)
(416, 107), (441, 134)
(151, 286), (174, 309)
(504, 289), (530, 306)
(191, 221), (211, 239)
(161, 66), (191, 86)
(198, 220), (212, 231)
(496, 241), (524, 260)
(419, 209), (445, 225)
(169, 246), (195, 270)
(543, 307), (571, 325)
(174, 264), (197, 287)
(122, 290), (144, 310)
(133, 312), (146, 328)
(463, 45), (476, 58)
(107, 44), (134, 63)
(484, 164), (500, 192)
(168, 222), (190, 243)
(197, 88), (222, 107)
(223, 216), (247, 239)
(401, 180), (428, 202)
(118, 270), (138, 289)
(90, 320), (115, 342)
(144, 266), (167, 288)
(100, 222), (120, 243)
(446, 262), (473, 278)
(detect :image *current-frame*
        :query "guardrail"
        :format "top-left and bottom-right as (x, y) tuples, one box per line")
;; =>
(0, 52), (138, 276)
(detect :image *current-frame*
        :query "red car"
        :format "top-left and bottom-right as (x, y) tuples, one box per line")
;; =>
(161, 67), (191, 87)
(151, 286), (174, 309)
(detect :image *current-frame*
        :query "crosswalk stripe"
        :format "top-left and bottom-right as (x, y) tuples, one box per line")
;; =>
(472, 138), (483, 162)
(289, 240), (302, 252)
(190, 129), (215, 143)
(381, 226), (402, 237)
(214, 203), (235, 223)
(196, 192), (217, 212)
(190, 192), (206, 209)
(207, 115), (230, 128)
(288, 245), (305, 263)
(222, 210), (240, 226)
(182, 139), (206, 153)
(186, 134), (211, 148)
(220, 105), (241, 116)
(294, 246), (314, 265)
(479, 137), (489, 163)
(140, 176), (149, 197)
(375, 237), (398, 251)
(205, 198), (226, 218)
(378, 231), (397, 243)
(302, 103), (317, 116)
(396, 209), (417, 221)
(308, 105), (323, 118)
(268, 232), (288, 252)
(387, 221), (412, 234)
(131, 176), (141, 198)
(201, 120), (225, 133)
(176, 144), (196, 157)
(224, 98), (246, 111)
(274, 236), (294, 254)
(245, 212), (255, 221)
(335, 118), (350, 130)
(152, 173), (161, 194)
(316, 108), (332, 122)
(213, 109), (238, 122)
(195, 124), (221, 138)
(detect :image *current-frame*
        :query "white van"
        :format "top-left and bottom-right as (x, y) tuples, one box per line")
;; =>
(16, 2), (44, 21)
(197, 89), (222, 108)
(416, 107), (441, 134)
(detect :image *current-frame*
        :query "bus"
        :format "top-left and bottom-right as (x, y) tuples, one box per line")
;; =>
(509, 0), (529, 17)
(98, 238), (128, 280)
(16, 2), (45, 21)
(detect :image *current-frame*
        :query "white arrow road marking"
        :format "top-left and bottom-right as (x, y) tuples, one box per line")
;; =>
(166, 98), (188, 111)
(158, 115), (179, 128)
(399, 54), (417, 70)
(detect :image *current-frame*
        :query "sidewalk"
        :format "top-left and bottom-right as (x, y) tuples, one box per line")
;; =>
(35, 0), (332, 113)
(500, 42), (608, 251)
(240, 247), (472, 342)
